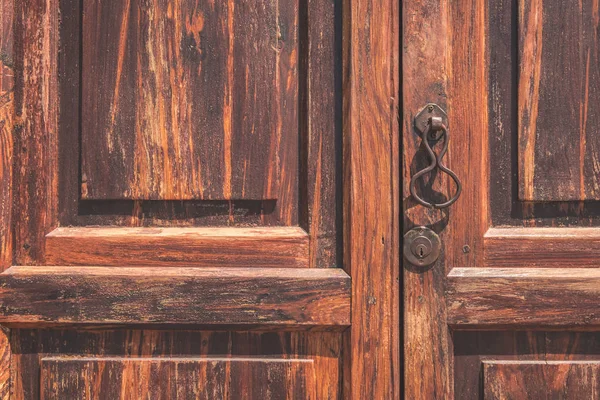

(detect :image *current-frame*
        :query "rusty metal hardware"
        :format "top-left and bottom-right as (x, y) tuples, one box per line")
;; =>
(410, 104), (462, 209)
(404, 226), (441, 267)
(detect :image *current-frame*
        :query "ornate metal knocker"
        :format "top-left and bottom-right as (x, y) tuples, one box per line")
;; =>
(410, 105), (462, 209)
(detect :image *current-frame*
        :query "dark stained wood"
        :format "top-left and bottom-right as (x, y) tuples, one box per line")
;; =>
(484, 361), (600, 399)
(348, 0), (400, 396)
(454, 331), (546, 399)
(489, 0), (600, 227)
(0, 266), (351, 327)
(12, 330), (343, 400)
(519, 0), (600, 201)
(0, 0), (14, 271)
(448, 268), (600, 326)
(0, 328), (8, 400)
(81, 0), (299, 203)
(41, 357), (315, 399)
(45, 227), (310, 268)
(402, 0), (451, 394)
(12, 0), (59, 265)
(0, 2), (12, 398)
(403, 0), (490, 396)
(303, 0), (340, 268)
(485, 227), (600, 268)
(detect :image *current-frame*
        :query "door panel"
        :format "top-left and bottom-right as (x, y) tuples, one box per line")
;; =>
(81, 0), (298, 201)
(518, 0), (600, 201)
(0, 0), (368, 398)
(483, 361), (600, 399)
(404, 0), (600, 398)
(3, 0), (402, 397)
(41, 358), (315, 399)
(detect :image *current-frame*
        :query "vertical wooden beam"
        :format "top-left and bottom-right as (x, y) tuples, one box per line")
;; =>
(304, 0), (340, 269)
(402, 0), (451, 398)
(346, 0), (400, 397)
(403, 0), (489, 397)
(13, 0), (59, 265)
(0, 0), (12, 397)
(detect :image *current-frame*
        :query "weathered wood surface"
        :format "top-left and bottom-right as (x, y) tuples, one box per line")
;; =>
(0, 266), (351, 326)
(448, 268), (600, 326)
(13, 0), (59, 265)
(0, 0), (13, 272)
(41, 357), (315, 399)
(303, 0), (340, 269)
(0, 2), (13, 398)
(81, 0), (298, 202)
(484, 361), (600, 399)
(12, 330), (342, 400)
(485, 227), (600, 268)
(403, 0), (489, 396)
(46, 226), (310, 268)
(348, 0), (400, 397)
(453, 331), (600, 398)
(519, 0), (600, 201)
(402, 0), (451, 396)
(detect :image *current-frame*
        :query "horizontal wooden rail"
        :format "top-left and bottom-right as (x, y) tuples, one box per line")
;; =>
(484, 227), (600, 268)
(0, 266), (350, 327)
(46, 227), (309, 268)
(447, 268), (600, 327)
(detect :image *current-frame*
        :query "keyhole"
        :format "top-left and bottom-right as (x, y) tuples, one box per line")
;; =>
(415, 243), (429, 259)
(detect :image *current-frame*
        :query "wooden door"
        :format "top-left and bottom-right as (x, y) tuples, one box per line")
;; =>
(405, 0), (600, 398)
(0, 0), (400, 398)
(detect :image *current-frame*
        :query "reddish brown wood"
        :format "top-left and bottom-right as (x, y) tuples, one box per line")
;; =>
(12, 330), (343, 400)
(484, 361), (600, 399)
(41, 357), (316, 399)
(81, 0), (299, 203)
(12, 0), (59, 265)
(485, 227), (600, 268)
(518, 0), (600, 201)
(0, 0), (13, 272)
(0, 266), (350, 327)
(45, 227), (309, 268)
(347, 0), (400, 397)
(0, 2), (12, 398)
(447, 268), (600, 326)
(304, 0), (340, 268)
(405, 0), (490, 395)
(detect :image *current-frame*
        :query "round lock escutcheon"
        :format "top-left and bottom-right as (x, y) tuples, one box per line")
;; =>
(404, 226), (441, 267)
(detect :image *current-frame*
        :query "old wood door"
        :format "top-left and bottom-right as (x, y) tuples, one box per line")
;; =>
(0, 0), (401, 398)
(405, 0), (600, 398)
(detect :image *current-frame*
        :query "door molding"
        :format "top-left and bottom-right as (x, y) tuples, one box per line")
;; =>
(346, 0), (401, 397)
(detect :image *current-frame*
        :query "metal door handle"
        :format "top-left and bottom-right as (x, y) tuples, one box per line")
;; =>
(410, 115), (462, 209)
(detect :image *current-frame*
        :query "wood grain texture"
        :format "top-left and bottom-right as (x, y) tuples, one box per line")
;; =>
(403, 0), (489, 396)
(402, 0), (451, 394)
(489, 0), (600, 226)
(348, 0), (400, 396)
(0, 2), (12, 398)
(41, 357), (315, 399)
(0, 266), (351, 327)
(303, 0), (340, 268)
(81, 0), (298, 202)
(0, 0), (13, 271)
(484, 361), (600, 399)
(13, 0), (59, 264)
(448, 268), (600, 326)
(485, 227), (600, 268)
(518, 0), (600, 201)
(45, 226), (309, 268)
(12, 330), (342, 400)
(454, 331), (547, 399)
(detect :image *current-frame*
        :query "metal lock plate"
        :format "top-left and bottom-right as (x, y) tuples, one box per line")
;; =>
(404, 226), (441, 267)
(414, 103), (448, 141)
